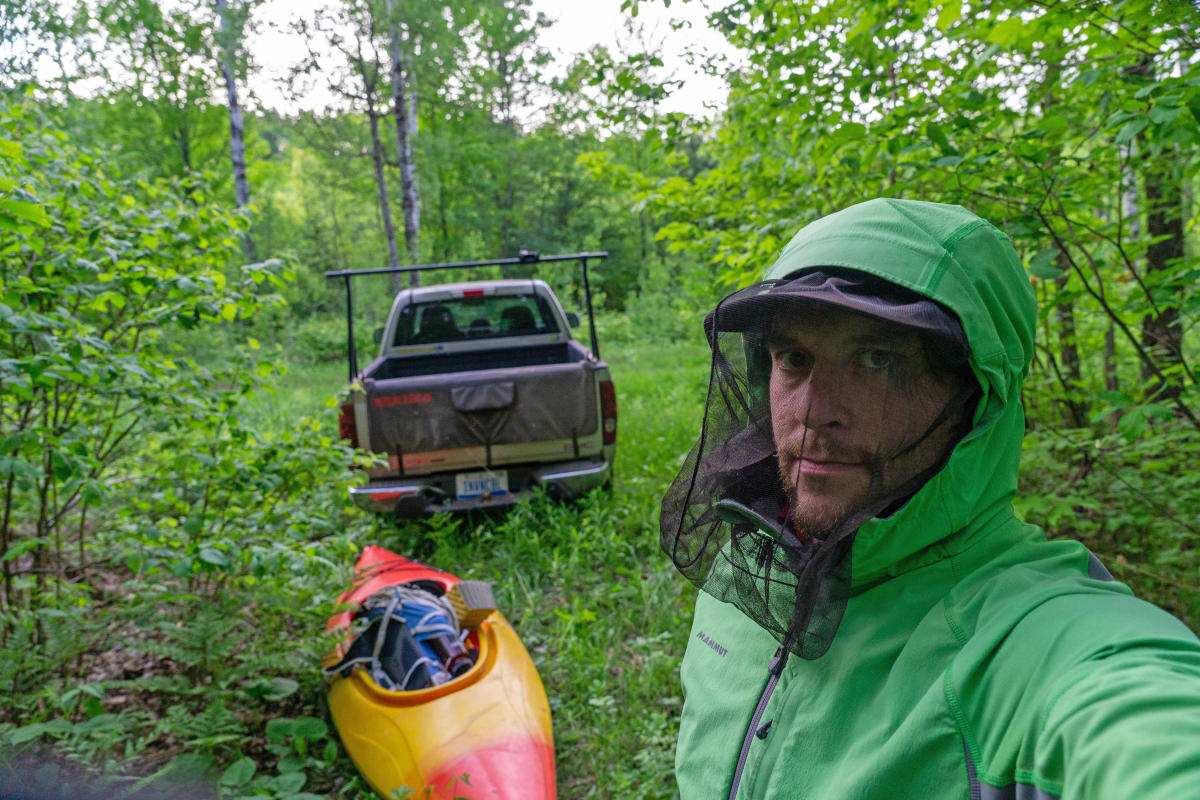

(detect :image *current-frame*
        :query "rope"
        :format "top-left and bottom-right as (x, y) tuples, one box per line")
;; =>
(324, 583), (466, 689)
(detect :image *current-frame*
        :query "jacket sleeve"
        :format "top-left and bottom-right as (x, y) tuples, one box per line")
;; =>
(1035, 641), (1200, 799)
(954, 586), (1200, 800)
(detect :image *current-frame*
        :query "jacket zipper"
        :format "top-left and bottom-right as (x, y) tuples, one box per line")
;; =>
(728, 645), (788, 800)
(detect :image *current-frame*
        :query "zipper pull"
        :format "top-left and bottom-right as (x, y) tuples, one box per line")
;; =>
(768, 644), (787, 676)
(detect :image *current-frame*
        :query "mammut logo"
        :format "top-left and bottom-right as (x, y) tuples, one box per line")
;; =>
(374, 392), (432, 408)
(696, 631), (727, 657)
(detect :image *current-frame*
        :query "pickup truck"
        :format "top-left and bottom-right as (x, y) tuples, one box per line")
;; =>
(335, 275), (617, 517)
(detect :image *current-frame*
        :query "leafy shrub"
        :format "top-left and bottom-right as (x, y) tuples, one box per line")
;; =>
(1018, 420), (1200, 627)
(0, 99), (370, 792)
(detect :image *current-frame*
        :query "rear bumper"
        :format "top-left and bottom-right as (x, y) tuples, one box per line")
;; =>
(349, 458), (612, 516)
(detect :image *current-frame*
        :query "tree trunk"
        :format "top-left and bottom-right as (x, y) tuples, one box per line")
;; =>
(1140, 158), (1185, 403)
(502, 145), (515, 257)
(368, 107), (401, 275)
(385, 0), (420, 290)
(1055, 253), (1086, 428)
(1104, 322), (1119, 433)
(327, 191), (345, 271)
(216, 0), (255, 260)
(1125, 56), (1187, 405)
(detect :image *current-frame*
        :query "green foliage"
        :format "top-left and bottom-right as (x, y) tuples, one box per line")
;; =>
(0, 98), (294, 630)
(637, 0), (1199, 428)
(1019, 424), (1200, 627)
(0, 96), (369, 794)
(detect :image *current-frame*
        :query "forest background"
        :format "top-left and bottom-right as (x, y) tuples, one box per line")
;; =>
(1, 0), (1198, 797)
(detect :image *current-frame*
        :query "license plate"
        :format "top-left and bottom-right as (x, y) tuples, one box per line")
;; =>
(455, 470), (508, 500)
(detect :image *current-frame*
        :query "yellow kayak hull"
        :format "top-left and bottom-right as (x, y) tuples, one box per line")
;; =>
(326, 546), (555, 799)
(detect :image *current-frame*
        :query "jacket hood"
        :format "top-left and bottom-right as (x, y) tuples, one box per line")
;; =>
(763, 198), (1036, 585)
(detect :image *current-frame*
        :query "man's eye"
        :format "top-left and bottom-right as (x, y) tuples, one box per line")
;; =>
(775, 350), (812, 370)
(858, 349), (894, 370)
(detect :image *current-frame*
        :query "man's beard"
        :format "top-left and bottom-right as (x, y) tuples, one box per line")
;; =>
(776, 447), (885, 540)
(776, 411), (969, 540)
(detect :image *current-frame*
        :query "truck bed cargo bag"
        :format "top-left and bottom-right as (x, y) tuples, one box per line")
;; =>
(366, 362), (598, 455)
(450, 382), (515, 412)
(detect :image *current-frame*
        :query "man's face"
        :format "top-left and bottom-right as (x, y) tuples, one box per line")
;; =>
(767, 305), (967, 537)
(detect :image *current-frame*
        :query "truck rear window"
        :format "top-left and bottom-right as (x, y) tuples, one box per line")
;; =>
(393, 293), (559, 346)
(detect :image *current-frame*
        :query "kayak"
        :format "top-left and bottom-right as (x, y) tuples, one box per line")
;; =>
(324, 545), (555, 800)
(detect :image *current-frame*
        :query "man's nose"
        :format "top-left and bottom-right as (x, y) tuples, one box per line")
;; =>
(795, 362), (846, 429)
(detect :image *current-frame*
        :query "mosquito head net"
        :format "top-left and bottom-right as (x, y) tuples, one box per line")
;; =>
(661, 268), (978, 659)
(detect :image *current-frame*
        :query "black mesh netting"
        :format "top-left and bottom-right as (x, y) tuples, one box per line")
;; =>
(661, 277), (975, 660)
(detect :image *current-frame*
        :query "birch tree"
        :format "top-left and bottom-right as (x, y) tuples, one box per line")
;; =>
(384, 0), (420, 288)
(215, 0), (255, 259)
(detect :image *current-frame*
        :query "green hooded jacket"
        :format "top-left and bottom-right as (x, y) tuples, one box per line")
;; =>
(674, 199), (1200, 800)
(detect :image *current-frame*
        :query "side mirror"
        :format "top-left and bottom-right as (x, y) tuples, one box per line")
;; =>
(373, 326), (384, 345)
(565, 312), (580, 329)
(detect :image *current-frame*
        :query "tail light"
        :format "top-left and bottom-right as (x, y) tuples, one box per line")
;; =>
(599, 380), (617, 446)
(338, 402), (359, 448)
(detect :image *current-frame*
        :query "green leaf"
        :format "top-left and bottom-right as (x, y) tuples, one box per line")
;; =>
(0, 199), (50, 227)
(8, 723), (47, 744)
(266, 717), (294, 743)
(2, 537), (47, 564)
(1099, 390), (1133, 406)
(1028, 247), (1061, 278)
(927, 124), (954, 154)
(1117, 408), (1147, 440)
(936, 2), (962, 30)
(244, 676), (300, 701)
(51, 451), (74, 482)
(82, 697), (105, 719)
(289, 717), (328, 740)
(277, 755), (306, 774)
(1114, 117), (1149, 145)
(166, 753), (216, 781)
(220, 757), (256, 787)
(985, 17), (1024, 46)
(0, 212), (32, 234)
(270, 772), (307, 794)
(197, 547), (230, 568)
(1149, 105), (1182, 125)
(934, 155), (964, 168)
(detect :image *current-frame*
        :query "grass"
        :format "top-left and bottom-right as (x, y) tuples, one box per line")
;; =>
(258, 333), (712, 797)
(0, 322), (715, 799)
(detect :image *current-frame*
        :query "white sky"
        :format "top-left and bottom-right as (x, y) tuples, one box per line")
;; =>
(248, 0), (736, 119)
(528, 0), (735, 117)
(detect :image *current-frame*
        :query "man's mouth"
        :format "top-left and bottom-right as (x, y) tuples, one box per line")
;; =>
(798, 457), (863, 476)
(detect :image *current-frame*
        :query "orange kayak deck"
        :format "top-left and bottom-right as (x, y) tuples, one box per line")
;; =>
(325, 545), (555, 800)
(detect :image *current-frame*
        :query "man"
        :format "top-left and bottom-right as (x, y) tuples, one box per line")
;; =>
(660, 198), (1200, 800)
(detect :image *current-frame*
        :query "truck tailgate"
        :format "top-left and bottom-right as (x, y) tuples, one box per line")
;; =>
(363, 361), (599, 458)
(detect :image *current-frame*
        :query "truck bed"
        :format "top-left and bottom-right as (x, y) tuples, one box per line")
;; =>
(359, 346), (600, 465)
(363, 342), (587, 381)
